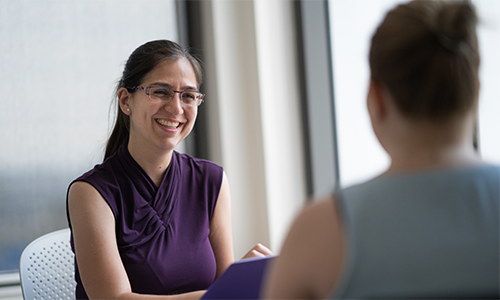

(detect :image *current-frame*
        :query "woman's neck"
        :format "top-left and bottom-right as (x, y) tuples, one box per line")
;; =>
(387, 142), (480, 174)
(127, 137), (173, 187)
(385, 115), (481, 174)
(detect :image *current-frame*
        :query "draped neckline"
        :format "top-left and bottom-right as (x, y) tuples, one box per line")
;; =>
(116, 141), (179, 223)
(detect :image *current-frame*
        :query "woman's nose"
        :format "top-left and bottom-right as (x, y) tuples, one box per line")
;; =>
(164, 93), (184, 115)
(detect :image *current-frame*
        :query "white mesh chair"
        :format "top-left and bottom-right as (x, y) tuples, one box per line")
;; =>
(19, 228), (76, 300)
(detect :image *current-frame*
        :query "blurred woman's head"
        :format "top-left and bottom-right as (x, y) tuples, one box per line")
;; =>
(369, 0), (479, 121)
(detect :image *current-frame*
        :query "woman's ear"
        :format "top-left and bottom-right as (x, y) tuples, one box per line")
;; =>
(367, 79), (387, 123)
(118, 87), (132, 115)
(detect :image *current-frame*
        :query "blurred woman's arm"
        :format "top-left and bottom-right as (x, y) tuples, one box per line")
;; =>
(263, 196), (346, 299)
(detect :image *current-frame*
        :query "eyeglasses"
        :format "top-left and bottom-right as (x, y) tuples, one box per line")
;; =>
(127, 85), (205, 106)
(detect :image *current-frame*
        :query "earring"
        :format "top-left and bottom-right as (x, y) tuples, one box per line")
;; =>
(127, 108), (130, 112)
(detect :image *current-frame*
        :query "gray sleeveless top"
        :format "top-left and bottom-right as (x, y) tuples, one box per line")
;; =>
(331, 164), (499, 299)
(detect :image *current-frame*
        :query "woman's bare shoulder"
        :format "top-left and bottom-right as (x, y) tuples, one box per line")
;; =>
(67, 180), (114, 230)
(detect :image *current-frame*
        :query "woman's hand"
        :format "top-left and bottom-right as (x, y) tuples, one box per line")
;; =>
(241, 243), (273, 260)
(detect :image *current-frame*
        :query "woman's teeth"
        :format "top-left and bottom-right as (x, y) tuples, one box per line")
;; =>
(156, 119), (180, 128)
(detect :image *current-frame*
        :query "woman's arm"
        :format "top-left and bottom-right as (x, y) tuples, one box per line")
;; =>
(68, 181), (205, 300)
(263, 196), (346, 299)
(208, 172), (235, 278)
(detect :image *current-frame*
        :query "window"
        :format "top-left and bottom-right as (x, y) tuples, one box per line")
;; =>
(328, 0), (500, 187)
(328, 0), (402, 187)
(473, 0), (500, 164)
(0, 0), (178, 273)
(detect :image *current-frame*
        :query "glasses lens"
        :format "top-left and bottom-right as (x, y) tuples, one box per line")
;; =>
(149, 86), (174, 102)
(181, 92), (201, 106)
(196, 94), (204, 106)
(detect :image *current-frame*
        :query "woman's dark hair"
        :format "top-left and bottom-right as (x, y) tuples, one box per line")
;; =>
(369, 0), (479, 120)
(104, 40), (203, 160)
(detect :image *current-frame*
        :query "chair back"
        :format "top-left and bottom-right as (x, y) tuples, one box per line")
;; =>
(19, 228), (75, 300)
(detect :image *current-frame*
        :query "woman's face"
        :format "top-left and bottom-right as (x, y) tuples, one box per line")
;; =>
(122, 58), (199, 154)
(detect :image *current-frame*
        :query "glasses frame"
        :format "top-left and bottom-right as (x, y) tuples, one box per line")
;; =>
(127, 85), (205, 107)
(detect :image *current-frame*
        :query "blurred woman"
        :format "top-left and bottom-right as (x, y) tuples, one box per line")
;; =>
(264, 1), (499, 298)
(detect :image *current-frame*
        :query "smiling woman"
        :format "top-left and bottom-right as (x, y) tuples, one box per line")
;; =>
(66, 40), (272, 300)
(117, 57), (201, 185)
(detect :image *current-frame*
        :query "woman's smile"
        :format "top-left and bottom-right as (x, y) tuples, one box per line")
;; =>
(155, 118), (182, 129)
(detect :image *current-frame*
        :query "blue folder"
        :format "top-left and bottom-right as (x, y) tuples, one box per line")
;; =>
(201, 256), (275, 299)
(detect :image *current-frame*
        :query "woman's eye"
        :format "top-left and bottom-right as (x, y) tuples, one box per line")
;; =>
(153, 89), (169, 96)
(182, 93), (196, 100)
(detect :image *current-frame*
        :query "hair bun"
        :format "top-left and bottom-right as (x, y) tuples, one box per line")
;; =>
(369, 0), (480, 120)
(434, 2), (478, 51)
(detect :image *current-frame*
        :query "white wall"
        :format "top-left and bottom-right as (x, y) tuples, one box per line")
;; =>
(254, 0), (307, 254)
(199, 0), (307, 256)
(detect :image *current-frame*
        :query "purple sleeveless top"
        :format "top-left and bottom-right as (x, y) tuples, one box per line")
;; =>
(66, 141), (223, 299)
